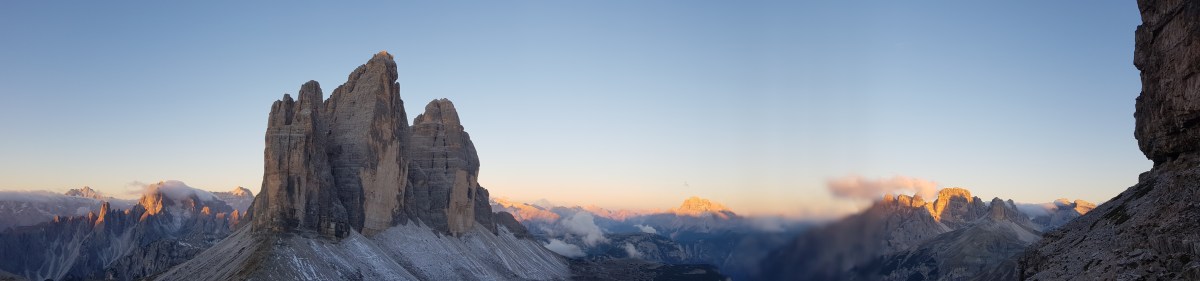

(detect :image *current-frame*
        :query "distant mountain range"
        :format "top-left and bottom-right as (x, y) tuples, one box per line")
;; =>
(494, 196), (809, 280)
(756, 187), (1093, 280)
(0, 181), (241, 281)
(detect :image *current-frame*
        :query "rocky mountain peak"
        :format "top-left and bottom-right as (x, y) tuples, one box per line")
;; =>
(883, 194), (928, 208)
(672, 196), (735, 218)
(65, 186), (105, 199)
(247, 52), (504, 238)
(228, 186), (250, 197)
(95, 201), (111, 225)
(324, 49), (409, 235)
(927, 187), (986, 228)
(406, 98), (484, 236)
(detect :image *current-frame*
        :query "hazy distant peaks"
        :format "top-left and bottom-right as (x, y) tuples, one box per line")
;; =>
(65, 186), (105, 199)
(227, 186), (251, 197)
(140, 180), (216, 202)
(492, 197), (561, 222)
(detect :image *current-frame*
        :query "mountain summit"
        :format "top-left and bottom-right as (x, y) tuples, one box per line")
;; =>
(672, 196), (735, 219)
(154, 52), (568, 281)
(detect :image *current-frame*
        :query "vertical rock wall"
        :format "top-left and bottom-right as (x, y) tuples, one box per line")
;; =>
(249, 52), (494, 238)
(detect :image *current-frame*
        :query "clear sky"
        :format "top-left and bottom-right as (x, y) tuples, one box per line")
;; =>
(0, 1), (1146, 217)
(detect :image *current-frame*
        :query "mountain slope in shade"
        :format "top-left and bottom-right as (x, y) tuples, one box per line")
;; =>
(154, 52), (570, 281)
(0, 181), (236, 281)
(1020, 2), (1200, 278)
(851, 198), (1041, 281)
(1017, 198), (1096, 231)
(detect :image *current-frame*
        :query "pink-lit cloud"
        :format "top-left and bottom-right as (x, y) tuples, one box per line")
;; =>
(827, 175), (939, 200)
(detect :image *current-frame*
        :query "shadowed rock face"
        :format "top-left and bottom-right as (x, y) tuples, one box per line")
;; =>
(405, 99), (482, 236)
(0, 183), (237, 281)
(1133, 0), (1200, 165)
(248, 52), (491, 238)
(152, 52), (571, 281)
(1020, 1), (1200, 280)
(325, 51), (410, 235)
(249, 81), (349, 239)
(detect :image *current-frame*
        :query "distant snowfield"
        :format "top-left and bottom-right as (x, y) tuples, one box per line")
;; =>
(155, 222), (570, 281)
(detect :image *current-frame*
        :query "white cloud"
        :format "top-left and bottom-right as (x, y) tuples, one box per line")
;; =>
(561, 212), (608, 246)
(634, 224), (657, 234)
(623, 243), (643, 259)
(544, 239), (585, 258)
(136, 180), (217, 202)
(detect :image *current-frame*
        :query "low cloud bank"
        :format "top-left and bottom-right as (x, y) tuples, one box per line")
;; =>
(634, 224), (657, 234)
(544, 239), (585, 258)
(562, 212), (608, 246)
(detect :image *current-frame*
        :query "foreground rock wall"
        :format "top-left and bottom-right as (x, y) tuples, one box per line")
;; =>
(1020, 1), (1200, 279)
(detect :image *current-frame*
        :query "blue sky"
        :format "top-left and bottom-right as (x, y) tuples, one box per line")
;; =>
(0, 1), (1145, 216)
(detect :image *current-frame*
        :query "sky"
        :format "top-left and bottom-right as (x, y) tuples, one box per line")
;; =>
(0, 1), (1146, 217)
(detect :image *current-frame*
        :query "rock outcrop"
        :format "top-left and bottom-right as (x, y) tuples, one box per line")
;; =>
(1019, 1), (1200, 279)
(405, 98), (482, 236)
(324, 51), (410, 235)
(153, 52), (569, 281)
(246, 52), (490, 238)
(925, 188), (987, 228)
(249, 81), (349, 239)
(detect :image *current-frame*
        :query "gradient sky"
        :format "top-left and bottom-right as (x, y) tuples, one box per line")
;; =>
(0, 1), (1146, 217)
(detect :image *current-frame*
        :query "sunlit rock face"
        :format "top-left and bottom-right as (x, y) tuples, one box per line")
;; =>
(1020, 2), (1200, 280)
(925, 188), (987, 229)
(671, 196), (736, 219)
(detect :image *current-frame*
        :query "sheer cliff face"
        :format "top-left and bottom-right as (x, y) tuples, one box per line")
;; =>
(1133, 0), (1200, 165)
(325, 52), (410, 235)
(251, 81), (349, 238)
(406, 99), (483, 236)
(1020, 2), (1200, 280)
(249, 52), (490, 238)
